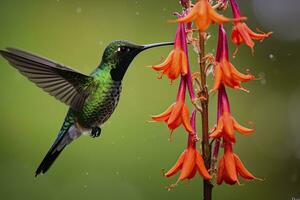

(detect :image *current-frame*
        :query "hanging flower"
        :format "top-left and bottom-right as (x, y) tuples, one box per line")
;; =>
(152, 23), (188, 80)
(164, 111), (211, 187)
(210, 111), (254, 143)
(217, 142), (260, 185)
(173, 0), (245, 32)
(211, 25), (255, 93)
(229, 0), (272, 56)
(211, 58), (255, 92)
(150, 79), (193, 134)
(165, 144), (211, 181)
(210, 85), (254, 143)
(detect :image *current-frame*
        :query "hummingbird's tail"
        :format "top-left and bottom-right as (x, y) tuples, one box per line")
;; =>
(35, 111), (81, 177)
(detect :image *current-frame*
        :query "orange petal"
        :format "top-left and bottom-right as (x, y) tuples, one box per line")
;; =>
(224, 149), (238, 184)
(187, 166), (197, 180)
(211, 63), (222, 92)
(244, 25), (273, 41)
(233, 154), (256, 180)
(231, 28), (243, 45)
(195, 150), (211, 180)
(236, 23), (255, 49)
(210, 118), (224, 138)
(232, 118), (255, 135)
(179, 147), (196, 180)
(230, 63), (254, 82)
(222, 112), (236, 143)
(152, 51), (174, 71)
(167, 49), (182, 80)
(180, 51), (188, 76)
(168, 114), (182, 130)
(167, 101), (184, 125)
(176, 1), (200, 23)
(151, 103), (175, 122)
(165, 151), (186, 177)
(181, 104), (194, 133)
(217, 156), (225, 185)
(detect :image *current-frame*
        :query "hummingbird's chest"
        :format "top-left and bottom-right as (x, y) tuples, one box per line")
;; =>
(78, 80), (122, 128)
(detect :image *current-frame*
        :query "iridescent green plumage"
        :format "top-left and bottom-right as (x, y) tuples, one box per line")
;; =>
(0, 40), (173, 176)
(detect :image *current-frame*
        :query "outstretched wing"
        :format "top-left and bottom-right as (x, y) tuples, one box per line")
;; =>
(0, 48), (94, 111)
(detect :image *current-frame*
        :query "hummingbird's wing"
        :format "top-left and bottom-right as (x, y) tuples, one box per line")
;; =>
(0, 48), (94, 111)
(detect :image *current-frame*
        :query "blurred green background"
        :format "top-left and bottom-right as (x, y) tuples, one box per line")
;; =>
(0, 0), (299, 200)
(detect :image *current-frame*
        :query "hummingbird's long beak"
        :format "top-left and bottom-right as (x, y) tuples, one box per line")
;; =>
(141, 42), (174, 51)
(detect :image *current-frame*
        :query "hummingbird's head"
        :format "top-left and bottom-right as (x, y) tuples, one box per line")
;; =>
(101, 40), (173, 81)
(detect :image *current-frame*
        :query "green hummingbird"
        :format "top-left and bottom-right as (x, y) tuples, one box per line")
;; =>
(0, 40), (173, 176)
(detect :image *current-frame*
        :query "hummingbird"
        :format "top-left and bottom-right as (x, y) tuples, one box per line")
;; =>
(0, 40), (173, 176)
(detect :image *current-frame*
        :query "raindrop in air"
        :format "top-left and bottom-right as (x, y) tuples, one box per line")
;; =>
(269, 53), (275, 61)
(76, 7), (82, 14)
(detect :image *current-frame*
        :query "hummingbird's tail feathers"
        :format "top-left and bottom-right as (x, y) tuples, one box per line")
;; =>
(35, 145), (66, 177)
(35, 112), (82, 177)
(0, 48), (93, 111)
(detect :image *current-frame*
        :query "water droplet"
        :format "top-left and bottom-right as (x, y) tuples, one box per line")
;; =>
(269, 53), (275, 60)
(76, 7), (82, 14)
(85, 172), (89, 176)
(135, 11), (140, 16)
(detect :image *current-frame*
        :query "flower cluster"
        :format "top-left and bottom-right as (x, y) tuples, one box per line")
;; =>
(148, 0), (271, 191)
(150, 19), (211, 186)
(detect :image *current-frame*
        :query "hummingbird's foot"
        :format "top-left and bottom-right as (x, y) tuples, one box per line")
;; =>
(90, 127), (102, 138)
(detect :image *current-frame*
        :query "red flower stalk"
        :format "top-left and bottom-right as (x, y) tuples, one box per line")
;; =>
(211, 25), (255, 93)
(151, 79), (193, 134)
(165, 111), (211, 184)
(217, 142), (260, 185)
(229, 0), (272, 56)
(152, 22), (188, 80)
(173, 0), (245, 32)
(210, 85), (254, 143)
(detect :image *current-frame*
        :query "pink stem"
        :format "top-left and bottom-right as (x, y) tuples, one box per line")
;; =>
(229, 0), (241, 18)
(188, 109), (197, 147)
(176, 78), (186, 101)
(216, 25), (229, 62)
(179, 18), (195, 100)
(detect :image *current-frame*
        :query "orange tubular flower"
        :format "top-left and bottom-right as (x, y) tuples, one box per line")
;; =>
(152, 23), (188, 81)
(152, 47), (188, 80)
(174, 0), (245, 32)
(231, 22), (273, 55)
(229, 0), (272, 56)
(151, 100), (193, 134)
(165, 143), (211, 182)
(211, 58), (255, 92)
(217, 142), (260, 185)
(210, 111), (254, 143)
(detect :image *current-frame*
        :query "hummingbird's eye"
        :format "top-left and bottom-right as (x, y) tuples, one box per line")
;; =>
(117, 47), (121, 52)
